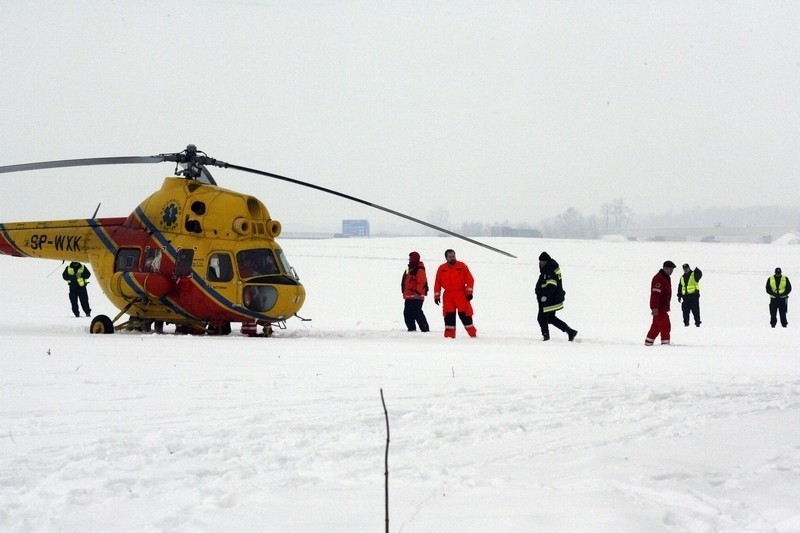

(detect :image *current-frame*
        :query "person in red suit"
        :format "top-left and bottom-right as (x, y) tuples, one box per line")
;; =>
(434, 249), (476, 338)
(645, 260), (676, 346)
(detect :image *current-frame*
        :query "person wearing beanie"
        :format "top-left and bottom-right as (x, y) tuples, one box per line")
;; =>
(433, 249), (477, 338)
(401, 251), (430, 332)
(645, 260), (676, 346)
(535, 252), (577, 342)
(677, 263), (703, 327)
(766, 267), (791, 328)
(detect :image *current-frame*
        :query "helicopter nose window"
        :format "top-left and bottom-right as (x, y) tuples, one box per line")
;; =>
(242, 285), (278, 312)
(236, 249), (280, 278)
(207, 253), (233, 282)
(191, 201), (206, 215)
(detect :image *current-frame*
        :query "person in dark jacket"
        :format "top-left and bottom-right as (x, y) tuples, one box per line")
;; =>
(401, 251), (430, 332)
(645, 260), (675, 346)
(677, 263), (703, 327)
(535, 252), (577, 342)
(62, 261), (92, 317)
(766, 267), (791, 328)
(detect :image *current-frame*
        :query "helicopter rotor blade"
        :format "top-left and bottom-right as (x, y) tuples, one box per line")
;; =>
(0, 145), (516, 258)
(0, 155), (166, 174)
(221, 162), (518, 258)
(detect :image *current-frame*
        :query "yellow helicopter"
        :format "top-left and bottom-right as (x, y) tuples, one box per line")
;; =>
(0, 145), (515, 336)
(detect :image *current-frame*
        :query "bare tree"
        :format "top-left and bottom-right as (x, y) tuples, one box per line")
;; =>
(424, 208), (450, 236)
(611, 198), (633, 230)
(600, 202), (612, 233)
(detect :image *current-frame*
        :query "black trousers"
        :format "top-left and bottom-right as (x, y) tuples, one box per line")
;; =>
(769, 298), (788, 327)
(403, 299), (429, 332)
(681, 294), (701, 326)
(444, 311), (473, 328)
(537, 309), (570, 336)
(69, 286), (91, 317)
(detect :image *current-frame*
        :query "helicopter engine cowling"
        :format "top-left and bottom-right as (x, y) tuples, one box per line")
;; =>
(266, 220), (281, 238)
(111, 271), (173, 301)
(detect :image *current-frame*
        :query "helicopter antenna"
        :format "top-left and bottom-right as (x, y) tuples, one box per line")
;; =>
(91, 203), (101, 218)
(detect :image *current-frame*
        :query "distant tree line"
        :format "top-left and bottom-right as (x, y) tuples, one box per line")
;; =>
(426, 202), (799, 239)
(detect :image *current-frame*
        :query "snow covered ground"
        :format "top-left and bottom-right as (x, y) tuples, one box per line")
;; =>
(1, 236), (799, 531)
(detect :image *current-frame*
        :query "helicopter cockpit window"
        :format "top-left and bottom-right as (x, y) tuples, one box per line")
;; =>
(236, 249), (280, 278)
(175, 249), (195, 277)
(207, 253), (233, 282)
(275, 249), (298, 280)
(115, 248), (141, 272)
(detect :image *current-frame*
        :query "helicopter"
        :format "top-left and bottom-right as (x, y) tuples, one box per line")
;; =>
(0, 145), (515, 336)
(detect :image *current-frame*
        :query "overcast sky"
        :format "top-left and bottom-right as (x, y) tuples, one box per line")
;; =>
(1, 1), (798, 233)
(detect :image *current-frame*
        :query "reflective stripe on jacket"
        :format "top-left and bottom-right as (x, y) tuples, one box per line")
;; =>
(650, 269), (672, 312)
(67, 265), (86, 287)
(678, 272), (700, 296)
(768, 275), (789, 298)
(535, 259), (565, 313)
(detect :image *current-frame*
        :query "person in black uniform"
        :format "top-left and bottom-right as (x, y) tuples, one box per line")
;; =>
(766, 267), (791, 328)
(535, 252), (577, 342)
(677, 263), (703, 327)
(62, 261), (92, 317)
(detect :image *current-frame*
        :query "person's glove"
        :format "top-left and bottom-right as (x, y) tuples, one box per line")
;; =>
(466, 294), (473, 301)
(540, 296), (547, 302)
(434, 298), (440, 306)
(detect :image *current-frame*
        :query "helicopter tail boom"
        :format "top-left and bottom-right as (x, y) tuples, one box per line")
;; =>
(0, 218), (121, 261)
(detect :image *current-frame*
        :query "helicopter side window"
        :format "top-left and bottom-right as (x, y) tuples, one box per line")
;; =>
(207, 253), (233, 282)
(237, 249), (279, 278)
(115, 248), (141, 272)
(175, 249), (195, 277)
(144, 248), (163, 272)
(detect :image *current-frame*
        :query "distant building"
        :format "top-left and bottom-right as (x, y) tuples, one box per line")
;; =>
(490, 226), (542, 238)
(341, 219), (370, 237)
(617, 225), (795, 243)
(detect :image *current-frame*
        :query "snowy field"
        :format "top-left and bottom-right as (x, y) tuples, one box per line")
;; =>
(1, 235), (799, 532)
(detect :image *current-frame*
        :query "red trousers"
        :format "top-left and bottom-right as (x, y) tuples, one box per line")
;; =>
(645, 312), (671, 345)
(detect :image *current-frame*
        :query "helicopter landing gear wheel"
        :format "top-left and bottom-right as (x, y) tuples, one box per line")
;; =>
(263, 324), (273, 337)
(90, 315), (115, 334)
(207, 323), (232, 336)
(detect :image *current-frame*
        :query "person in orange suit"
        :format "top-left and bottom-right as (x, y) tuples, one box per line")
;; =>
(433, 249), (476, 338)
